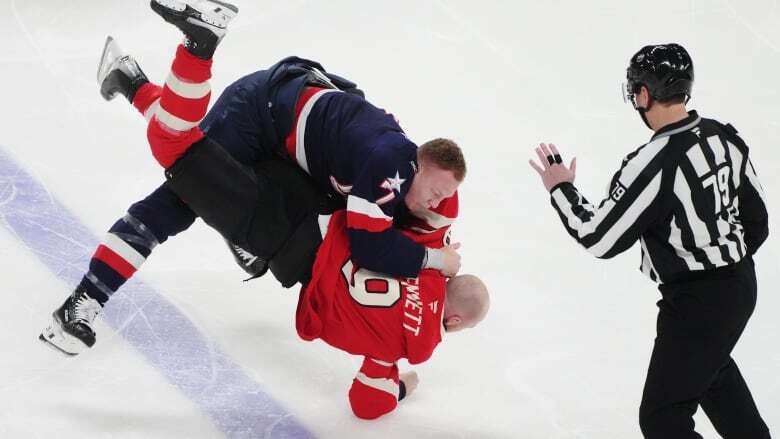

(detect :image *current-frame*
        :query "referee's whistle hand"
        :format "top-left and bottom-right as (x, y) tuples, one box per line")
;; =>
(528, 143), (577, 192)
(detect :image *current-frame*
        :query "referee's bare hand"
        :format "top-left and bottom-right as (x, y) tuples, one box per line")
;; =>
(528, 143), (577, 192)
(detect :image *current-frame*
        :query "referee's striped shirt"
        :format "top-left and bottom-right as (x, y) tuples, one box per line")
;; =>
(550, 111), (769, 283)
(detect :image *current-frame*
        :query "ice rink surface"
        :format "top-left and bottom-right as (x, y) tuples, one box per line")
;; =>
(1, 1), (779, 438)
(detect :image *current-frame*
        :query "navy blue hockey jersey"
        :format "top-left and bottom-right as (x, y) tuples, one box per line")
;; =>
(286, 87), (425, 278)
(200, 63), (427, 278)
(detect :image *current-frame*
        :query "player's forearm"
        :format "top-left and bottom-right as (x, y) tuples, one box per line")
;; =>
(348, 228), (425, 277)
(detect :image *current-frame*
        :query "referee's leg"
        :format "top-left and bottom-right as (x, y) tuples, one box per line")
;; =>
(701, 357), (769, 438)
(639, 264), (769, 439)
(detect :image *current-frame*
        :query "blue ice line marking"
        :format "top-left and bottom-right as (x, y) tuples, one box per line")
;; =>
(0, 147), (314, 439)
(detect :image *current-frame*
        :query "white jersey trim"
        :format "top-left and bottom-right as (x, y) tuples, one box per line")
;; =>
(347, 195), (393, 221)
(295, 89), (340, 174)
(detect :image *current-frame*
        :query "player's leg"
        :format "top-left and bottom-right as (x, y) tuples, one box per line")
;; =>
(96, 0), (238, 168)
(96, 4), (265, 278)
(40, 184), (196, 355)
(144, 0), (238, 168)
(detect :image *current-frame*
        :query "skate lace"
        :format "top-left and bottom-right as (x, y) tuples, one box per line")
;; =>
(233, 244), (258, 265)
(73, 294), (102, 324)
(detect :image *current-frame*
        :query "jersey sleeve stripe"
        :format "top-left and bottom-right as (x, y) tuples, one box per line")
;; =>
(586, 172), (663, 257)
(347, 195), (393, 220)
(355, 372), (399, 397)
(745, 160), (767, 204)
(346, 211), (392, 232)
(370, 358), (394, 367)
(550, 138), (668, 243)
(294, 89), (340, 174)
(726, 141), (743, 188)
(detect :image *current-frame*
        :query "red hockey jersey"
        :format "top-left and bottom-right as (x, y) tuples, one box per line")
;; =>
(296, 193), (458, 419)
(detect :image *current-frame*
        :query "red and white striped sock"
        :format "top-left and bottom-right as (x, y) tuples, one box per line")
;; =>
(142, 45), (214, 168)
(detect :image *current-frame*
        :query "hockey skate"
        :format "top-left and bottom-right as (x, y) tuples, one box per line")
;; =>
(150, 0), (239, 59)
(226, 240), (269, 280)
(39, 286), (103, 356)
(96, 36), (149, 102)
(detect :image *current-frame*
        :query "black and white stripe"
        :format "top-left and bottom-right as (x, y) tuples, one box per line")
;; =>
(550, 111), (768, 283)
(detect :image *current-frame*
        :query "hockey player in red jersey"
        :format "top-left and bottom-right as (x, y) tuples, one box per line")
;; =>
(296, 193), (490, 420)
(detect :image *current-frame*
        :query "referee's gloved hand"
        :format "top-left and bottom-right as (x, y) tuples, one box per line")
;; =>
(529, 143), (577, 192)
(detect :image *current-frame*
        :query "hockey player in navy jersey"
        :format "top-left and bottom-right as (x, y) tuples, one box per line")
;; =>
(530, 44), (770, 438)
(41, 0), (466, 356)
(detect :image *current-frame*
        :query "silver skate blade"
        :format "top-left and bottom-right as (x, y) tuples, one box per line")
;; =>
(39, 321), (85, 356)
(39, 333), (78, 356)
(96, 35), (125, 84)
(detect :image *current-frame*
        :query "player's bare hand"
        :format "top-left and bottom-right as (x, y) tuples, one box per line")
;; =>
(440, 242), (461, 277)
(400, 371), (419, 398)
(528, 143), (577, 192)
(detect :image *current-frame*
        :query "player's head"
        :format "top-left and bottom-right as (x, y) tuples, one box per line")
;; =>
(443, 274), (490, 333)
(405, 138), (465, 212)
(623, 43), (694, 127)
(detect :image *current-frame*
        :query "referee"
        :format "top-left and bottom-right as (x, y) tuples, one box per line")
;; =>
(529, 44), (770, 439)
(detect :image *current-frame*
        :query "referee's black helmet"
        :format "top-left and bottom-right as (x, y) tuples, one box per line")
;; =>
(625, 43), (694, 105)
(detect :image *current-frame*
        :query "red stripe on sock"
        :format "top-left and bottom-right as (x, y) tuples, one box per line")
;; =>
(93, 244), (137, 279)
(133, 83), (162, 114)
(171, 44), (213, 83)
(159, 86), (211, 122)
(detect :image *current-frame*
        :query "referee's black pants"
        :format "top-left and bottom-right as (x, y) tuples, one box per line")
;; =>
(639, 257), (771, 439)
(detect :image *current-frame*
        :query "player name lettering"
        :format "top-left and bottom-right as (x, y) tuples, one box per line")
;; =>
(402, 277), (423, 336)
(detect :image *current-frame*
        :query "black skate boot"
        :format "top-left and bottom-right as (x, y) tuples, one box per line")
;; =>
(150, 0), (239, 59)
(97, 36), (149, 102)
(226, 240), (269, 280)
(39, 285), (103, 356)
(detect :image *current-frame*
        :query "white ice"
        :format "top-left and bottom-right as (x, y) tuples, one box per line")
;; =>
(1, 0), (779, 438)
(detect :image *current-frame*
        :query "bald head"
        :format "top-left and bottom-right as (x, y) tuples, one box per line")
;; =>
(443, 274), (490, 333)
